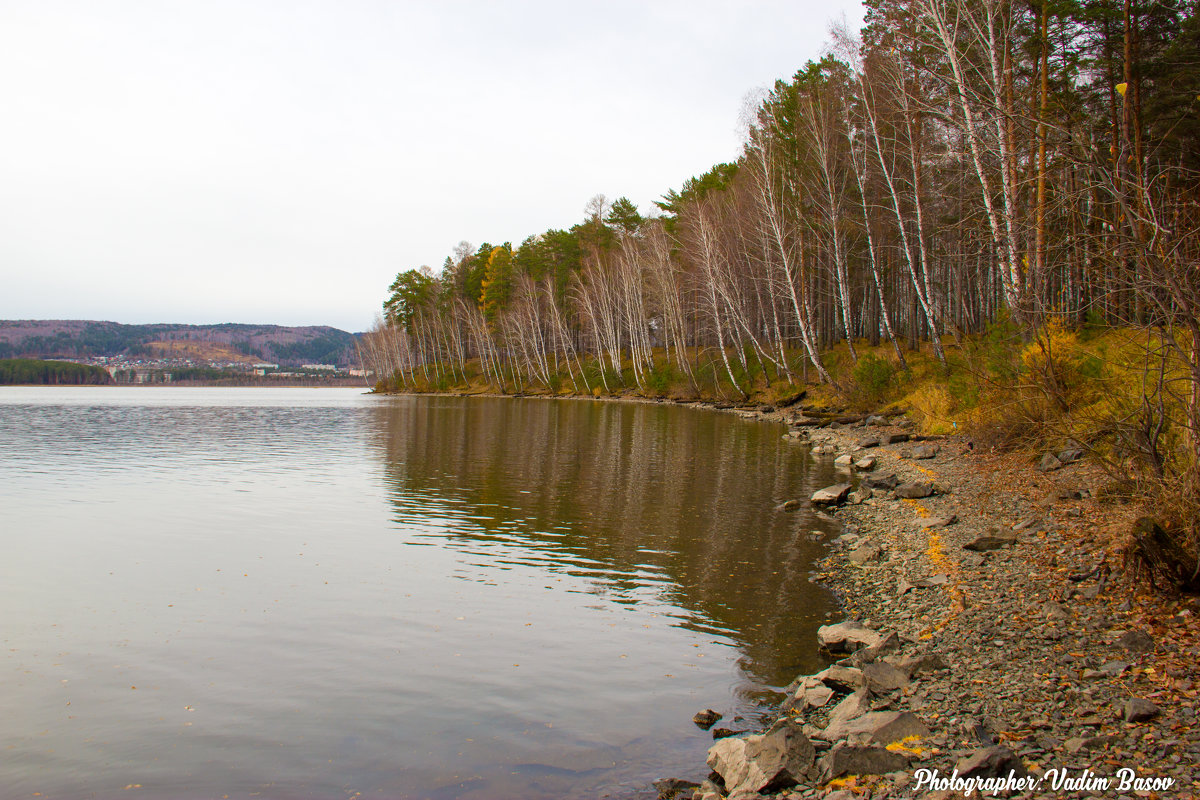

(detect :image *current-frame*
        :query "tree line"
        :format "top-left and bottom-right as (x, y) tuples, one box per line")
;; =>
(361, 0), (1198, 495)
(0, 359), (112, 385)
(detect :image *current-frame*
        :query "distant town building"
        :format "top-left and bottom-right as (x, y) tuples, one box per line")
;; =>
(302, 364), (338, 371)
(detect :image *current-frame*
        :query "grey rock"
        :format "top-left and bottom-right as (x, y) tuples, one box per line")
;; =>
(894, 481), (934, 499)
(885, 433), (911, 444)
(1064, 735), (1108, 753)
(912, 573), (949, 588)
(838, 711), (931, 746)
(857, 437), (881, 449)
(961, 552), (986, 568)
(1099, 660), (1129, 677)
(818, 742), (910, 782)
(817, 620), (884, 654)
(820, 690), (873, 740)
(847, 486), (873, 505)
(1043, 601), (1071, 620)
(811, 483), (852, 506)
(911, 444), (939, 459)
(954, 746), (1028, 779)
(1039, 452), (1063, 472)
(801, 684), (834, 709)
(861, 631), (901, 659)
(1058, 447), (1085, 463)
(820, 665), (865, 693)
(863, 661), (909, 692)
(853, 455), (877, 471)
(1013, 515), (1042, 531)
(1063, 736), (1089, 754)
(776, 499), (803, 512)
(705, 718), (814, 796)
(1124, 698), (1160, 723)
(917, 514), (957, 528)
(824, 792), (857, 800)
(848, 544), (884, 564)
(833, 454), (853, 468)
(963, 531), (1019, 551)
(691, 779), (723, 800)
(693, 709), (723, 730)
(1115, 629), (1155, 653)
(863, 472), (899, 491)
(865, 415), (888, 427)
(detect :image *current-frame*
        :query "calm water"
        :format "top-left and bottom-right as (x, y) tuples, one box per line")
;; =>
(0, 387), (838, 800)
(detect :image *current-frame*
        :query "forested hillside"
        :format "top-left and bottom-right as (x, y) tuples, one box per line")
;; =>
(363, 1), (1199, 584)
(0, 321), (358, 366)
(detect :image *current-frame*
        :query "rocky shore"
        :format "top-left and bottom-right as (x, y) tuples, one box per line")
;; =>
(659, 408), (1200, 800)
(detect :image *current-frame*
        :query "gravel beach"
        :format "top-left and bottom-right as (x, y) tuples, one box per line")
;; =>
(667, 407), (1200, 800)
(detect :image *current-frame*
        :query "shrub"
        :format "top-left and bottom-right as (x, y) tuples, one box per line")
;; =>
(646, 364), (675, 395)
(851, 353), (897, 406)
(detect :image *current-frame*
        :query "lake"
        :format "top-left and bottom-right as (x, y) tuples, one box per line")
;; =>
(0, 387), (838, 799)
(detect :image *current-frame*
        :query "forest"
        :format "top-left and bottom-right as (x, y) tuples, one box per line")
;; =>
(361, 0), (1199, 583)
(0, 359), (113, 385)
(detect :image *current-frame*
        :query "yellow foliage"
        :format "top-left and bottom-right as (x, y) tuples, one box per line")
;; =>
(885, 735), (930, 757)
(904, 383), (956, 434)
(1020, 319), (1079, 374)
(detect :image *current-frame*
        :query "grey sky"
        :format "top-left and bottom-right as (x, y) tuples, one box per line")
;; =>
(1, 1), (864, 333)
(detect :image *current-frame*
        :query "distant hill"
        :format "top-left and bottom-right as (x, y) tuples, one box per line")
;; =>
(0, 320), (359, 366)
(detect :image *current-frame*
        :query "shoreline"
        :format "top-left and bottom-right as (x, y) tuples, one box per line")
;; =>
(672, 410), (1199, 799)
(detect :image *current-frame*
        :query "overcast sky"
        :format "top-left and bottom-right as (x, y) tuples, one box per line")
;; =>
(1, 1), (864, 333)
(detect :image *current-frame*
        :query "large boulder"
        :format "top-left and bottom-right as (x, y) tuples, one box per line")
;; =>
(706, 719), (815, 796)
(819, 690), (873, 741)
(817, 620), (884, 654)
(862, 661), (910, 692)
(819, 665), (865, 693)
(839, 711), (931, 746)
(811, 483), (852, 506)
(818, 742), (910, 782)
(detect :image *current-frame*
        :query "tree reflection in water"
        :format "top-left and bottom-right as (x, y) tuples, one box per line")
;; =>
(367, 396), (840, 694)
